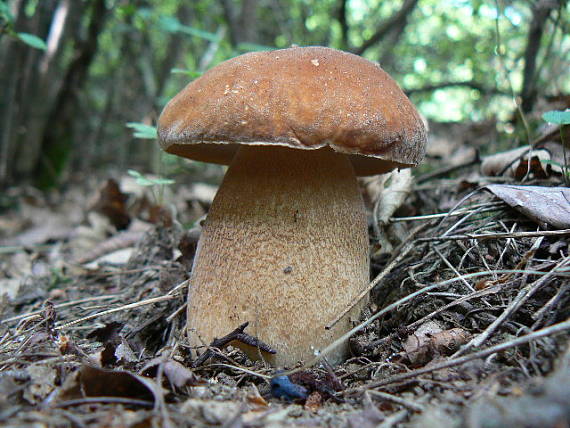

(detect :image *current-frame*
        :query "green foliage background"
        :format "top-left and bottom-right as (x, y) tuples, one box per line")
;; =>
(0, 0), (568, 185)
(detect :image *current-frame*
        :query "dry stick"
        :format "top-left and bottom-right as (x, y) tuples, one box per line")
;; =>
(416, 151), (480, 184)
(55, 294), (178, 330)
(192, 322), (276, 368)
(290, 269), (569, 374)
(207, 363), (272, 379)
(360, 285), (501, 353)
(390, 202), (504, 223)
(532, 284), (569, 329)
(165, 303), (187, 323)
(0, 295), (123, 325)
(405, 238), (544, 337)
(53, 397), (154, 408)
(326, 237), (418, 330)
(433, 246), (474, 292)
(454, 253), (570, 357)
(407, 285), (502, 332)
(367, 390), (425, 411)
(346, 318), (570, 393)
(417, 228), (570, 242)
(379, 410), (409, 428)
(441, 205), (491, 237)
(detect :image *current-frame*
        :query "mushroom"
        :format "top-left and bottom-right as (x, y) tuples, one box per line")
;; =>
(158, 46), (426, 366)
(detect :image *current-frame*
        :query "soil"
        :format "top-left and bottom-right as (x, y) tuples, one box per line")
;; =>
(1, 127), (569, 427)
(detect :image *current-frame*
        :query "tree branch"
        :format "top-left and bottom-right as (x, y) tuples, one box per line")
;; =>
(405, 80), (509, 96)
(337, 0), (349, 49)
(354, 0), (419, 56)
(520, 0), (561, 113)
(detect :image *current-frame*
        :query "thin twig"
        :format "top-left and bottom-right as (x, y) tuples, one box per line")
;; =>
(326, 224), (427, 330)
(367, 390), (424, 411)
(192, 322), (276, 368)
(416, 151), (481, 183)
(287, 269), (570, 373)
(532, 284), (569, 329)
(454, 253), (570, 356)
(1, 295), (123, 325)
(417, 229), (570, 242)
(207, 363), (272, 379)
(434, 246), (474, 292)
(390, 202), (504, 222)
(379, 409), (409, 428)
(346, 318), (570, 393)
(53, 397), (154, 408)
(55, 294), (179, 330)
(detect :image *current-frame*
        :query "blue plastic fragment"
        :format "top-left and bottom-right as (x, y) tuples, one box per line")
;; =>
(270, 375), (308, 401)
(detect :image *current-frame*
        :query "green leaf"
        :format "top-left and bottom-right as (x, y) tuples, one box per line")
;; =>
(127, 169), (175, 187)
(17, 32), (47, 50)
(236, 42), (275, 52)
(150, 177), (176, 185)
(0, 1), (14, 22)
(157, 16), (219, 42)
(158, 16), (181, 33)
(177, 24), (220, 42)
(170, 68), (203, 78)
(542, 110), (570, 125)
(126, 122), (157, 139)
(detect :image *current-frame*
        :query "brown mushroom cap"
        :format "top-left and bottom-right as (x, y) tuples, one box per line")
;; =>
(158, 46), (426, 175)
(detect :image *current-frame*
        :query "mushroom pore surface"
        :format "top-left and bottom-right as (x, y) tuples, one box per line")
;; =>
(188, 145), (369, 366)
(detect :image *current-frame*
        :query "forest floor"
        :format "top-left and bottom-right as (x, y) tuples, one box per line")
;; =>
(1, 121), (569, 427)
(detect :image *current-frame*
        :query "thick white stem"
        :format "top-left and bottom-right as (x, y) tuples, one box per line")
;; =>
(187, 145), (369, 366)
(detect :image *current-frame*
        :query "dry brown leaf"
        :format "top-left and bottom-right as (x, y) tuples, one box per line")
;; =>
(486, 184), (570, 229)
(403, 321), (443, 365)
(246, 387), (269, 408)
(140, 357), (201, 389)
(162, 360), (200, 389)
(374, 169), (414, 225)
(481, 146), (552, 178)
(74, 219), (150, 265)
(91, 179), (131, 230)
(23, 364), (57, 404)
(404, 321), (470, 365)
(80, 365), (159, 401)
(304, 391), (323, 412)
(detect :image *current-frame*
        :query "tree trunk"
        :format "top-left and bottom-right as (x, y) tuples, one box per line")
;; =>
(220, 0), (258, 46)
(354, 0), (419, 56)
(33, 0), (108, 187)
(520, 0), (561, 113)
(15, 0), (85, 179)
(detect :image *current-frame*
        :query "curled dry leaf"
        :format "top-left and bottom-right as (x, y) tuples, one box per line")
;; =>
(141, 357), (202, 389)
(403, 321), (470, 365)
(22, 364), (57, 404)
(162, 360), (200, 389)
(480, 146), (555, 179)
(486, 184), (570, 229)
(91, 179), (131, 230)
(373, 169), (414, 226)
(304, 391), (323, 412)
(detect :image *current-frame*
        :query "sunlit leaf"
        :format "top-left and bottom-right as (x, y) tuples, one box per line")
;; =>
(177, 24), (220, 42)
(158, 16), (180, 33)
(0, 1), (14, 22)
(127, 170), (175, 187)
(17, 33), (47, 50)
(237, 42), (275, 52)
(171, 68), (203, 78)
(542, 110), (570, 125)
(126, 122), (157, 139)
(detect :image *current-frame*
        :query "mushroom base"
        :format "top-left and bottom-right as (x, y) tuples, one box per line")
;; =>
(187, 145), (369, 366)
